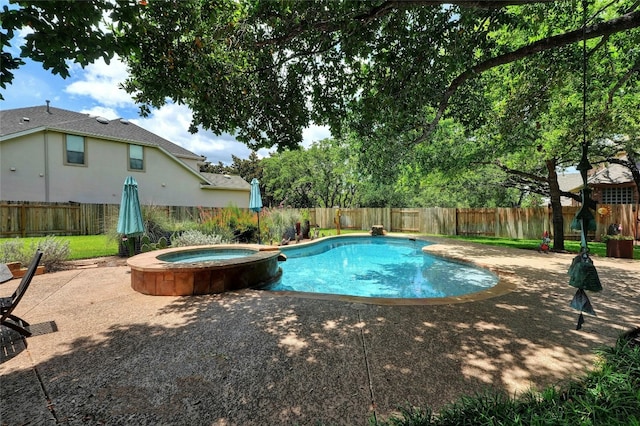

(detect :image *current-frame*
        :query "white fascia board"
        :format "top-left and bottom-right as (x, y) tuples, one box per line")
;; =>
(0, 126), (47, 142)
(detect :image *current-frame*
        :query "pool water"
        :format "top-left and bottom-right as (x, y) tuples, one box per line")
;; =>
(157, 249), (256, 263)
(262, 236), (498, 298)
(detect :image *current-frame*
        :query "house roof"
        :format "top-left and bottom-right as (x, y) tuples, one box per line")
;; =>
(557, 172), (584, 192)
(588, 161), (635, 186)
(200, 172), (251, 191)
(0, 105), (203, 161)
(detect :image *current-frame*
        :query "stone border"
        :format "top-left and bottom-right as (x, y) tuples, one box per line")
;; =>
(127, 245), (283, 296)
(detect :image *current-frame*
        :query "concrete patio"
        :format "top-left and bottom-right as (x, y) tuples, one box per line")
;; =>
(1, 237), (639, 425)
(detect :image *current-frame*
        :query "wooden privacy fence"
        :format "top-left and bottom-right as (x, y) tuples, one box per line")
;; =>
(0, 202), (229, 237)
(310, 205), (638, 240)
(1, 202), (637, 241)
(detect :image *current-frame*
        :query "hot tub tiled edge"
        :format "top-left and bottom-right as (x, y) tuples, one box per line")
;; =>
(127, 245), (283, 296)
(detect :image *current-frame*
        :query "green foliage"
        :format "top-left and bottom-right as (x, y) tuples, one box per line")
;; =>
(262, 208), (300, 243)
(170, 230), (226, 247)
(30, 236), (71, 271)
(0, 236), (70, 271)
(200, 152), (272, 206)
(1, 0), (117, 98)
(377, 336), (640, 426)
(141, 205), (173, 241)
(197, 204), (259, 243)
(400, 168), (523, 208)
(602, 234), (635, 241)
(5, 1), (637, 147)
(0, 238), (24, 264)
(139, 235), (168, 253)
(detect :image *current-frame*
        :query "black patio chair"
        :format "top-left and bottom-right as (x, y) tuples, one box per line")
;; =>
(0, 251), (43, 337)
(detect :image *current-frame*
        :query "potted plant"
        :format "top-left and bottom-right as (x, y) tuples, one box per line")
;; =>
(602, 224), (634, 259)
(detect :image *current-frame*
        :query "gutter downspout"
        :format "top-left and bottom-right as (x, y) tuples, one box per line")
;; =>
(44, 130), (50, 202)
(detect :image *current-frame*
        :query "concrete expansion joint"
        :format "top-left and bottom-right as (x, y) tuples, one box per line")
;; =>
(358, 311), (378, 424)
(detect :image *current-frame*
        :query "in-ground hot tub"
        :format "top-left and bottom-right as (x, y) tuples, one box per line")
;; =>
(127, 245), (284, 296)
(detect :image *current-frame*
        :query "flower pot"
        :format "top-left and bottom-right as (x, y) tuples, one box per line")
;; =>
(606, 239), (634, 259)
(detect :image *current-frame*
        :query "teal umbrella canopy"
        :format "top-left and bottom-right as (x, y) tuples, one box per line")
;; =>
(249, 178), (263, 243)
(117, 176), (145, 237)
(249, 178), (263, 213)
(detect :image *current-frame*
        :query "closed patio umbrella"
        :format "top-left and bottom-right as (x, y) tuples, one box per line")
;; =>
(249, 178), (263, 244)
(117, 176), (145, 256)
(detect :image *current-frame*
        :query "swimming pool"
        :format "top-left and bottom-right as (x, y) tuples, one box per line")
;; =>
(260, 235), (499, 299)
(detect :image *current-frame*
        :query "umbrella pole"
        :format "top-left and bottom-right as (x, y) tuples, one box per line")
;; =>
(257, 212), (261, 244)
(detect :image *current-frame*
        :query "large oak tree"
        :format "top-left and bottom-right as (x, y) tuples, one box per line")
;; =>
(2, 1), (639, 150)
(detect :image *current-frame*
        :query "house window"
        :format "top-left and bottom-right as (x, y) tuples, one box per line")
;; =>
(129, 144), (144, 171)
(65, 134), (86, 165)
(602, 187), (634, 204)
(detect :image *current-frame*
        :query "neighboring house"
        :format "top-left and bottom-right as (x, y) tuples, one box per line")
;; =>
(587, 157), (639, 206)
(0, 104), (250, 207)
(553, 172), (585, 206)
(562, 155), (639, 206)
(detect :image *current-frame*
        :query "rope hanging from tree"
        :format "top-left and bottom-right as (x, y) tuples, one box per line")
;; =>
(568, 0), (602, 330)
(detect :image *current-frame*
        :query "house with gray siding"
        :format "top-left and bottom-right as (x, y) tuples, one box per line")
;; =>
(0, 104), (250, 207)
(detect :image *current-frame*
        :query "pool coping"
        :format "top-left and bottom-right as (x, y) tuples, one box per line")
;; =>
(127, 244), (281, 272)
(257, 233), (517, 305)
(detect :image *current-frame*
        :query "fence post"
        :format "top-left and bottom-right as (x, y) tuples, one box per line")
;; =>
(20, 204), (26, 238)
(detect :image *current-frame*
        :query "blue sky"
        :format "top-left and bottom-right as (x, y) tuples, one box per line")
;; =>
(0, 8), (330, 165)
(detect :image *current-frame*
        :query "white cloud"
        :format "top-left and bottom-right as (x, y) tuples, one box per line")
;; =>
(80, 106), (120, 119)
(302, 124), (332, 148)
(128, 103), (262, 165)
(65, 56), (133, 107)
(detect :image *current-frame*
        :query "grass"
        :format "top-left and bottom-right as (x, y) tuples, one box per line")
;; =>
(0, 235), (119, 260)
(439, 235), (640, 260)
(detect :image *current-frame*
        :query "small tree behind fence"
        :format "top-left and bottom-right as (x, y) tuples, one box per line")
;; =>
(1, 201), (637, 241)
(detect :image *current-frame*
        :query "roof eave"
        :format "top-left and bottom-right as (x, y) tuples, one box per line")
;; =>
(199, 184), (250, 192)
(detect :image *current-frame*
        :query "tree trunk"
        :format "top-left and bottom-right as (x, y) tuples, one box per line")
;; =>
(546, 158), (565, 252)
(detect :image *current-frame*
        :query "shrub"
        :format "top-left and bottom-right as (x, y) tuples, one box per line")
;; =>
(142, 205), (174, 242)
(262, 208), (300, 243)
(0, 236), (70, 272)
(171, 230), (227, 247)
(197, 204), (258, 243)
(0, 238), (25, 263)
(28, 236), (71, 272)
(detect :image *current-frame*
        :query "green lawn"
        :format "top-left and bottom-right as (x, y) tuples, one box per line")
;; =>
(0, 235), (119, 260)
(438, 234), (640, 260)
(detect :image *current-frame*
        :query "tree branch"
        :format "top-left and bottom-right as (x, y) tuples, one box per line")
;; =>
(495, 161), (548, 184)
(607, 60), (640, 107)
(413, 10), (640, 145)
(257, 0), (554, 47)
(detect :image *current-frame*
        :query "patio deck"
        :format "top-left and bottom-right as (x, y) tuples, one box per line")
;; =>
(1, 237), (638, 425)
